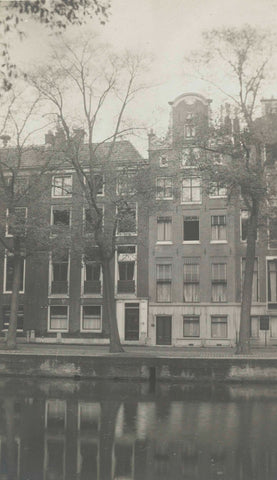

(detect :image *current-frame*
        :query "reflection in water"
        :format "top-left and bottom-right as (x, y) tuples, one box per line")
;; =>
(0, 380), (277, 479)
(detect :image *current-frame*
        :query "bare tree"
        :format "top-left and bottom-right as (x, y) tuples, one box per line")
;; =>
(31, 38), (152, 352)
(186, 26), (277, 353)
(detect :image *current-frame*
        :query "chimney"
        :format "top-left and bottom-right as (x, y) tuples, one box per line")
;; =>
(45, 130), (54, 146)
(0, 135), (11, 147)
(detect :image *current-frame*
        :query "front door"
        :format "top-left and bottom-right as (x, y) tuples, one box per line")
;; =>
(156, 316), (172, 345)
(125, 303), (139, 341)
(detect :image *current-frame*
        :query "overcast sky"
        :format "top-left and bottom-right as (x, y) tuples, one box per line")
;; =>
(4, 0), (277, 155)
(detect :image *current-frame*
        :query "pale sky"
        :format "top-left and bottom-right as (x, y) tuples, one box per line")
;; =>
(3, 0), (277, 155)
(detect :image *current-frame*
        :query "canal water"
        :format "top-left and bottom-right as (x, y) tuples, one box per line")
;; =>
(0, 378), (277, 479)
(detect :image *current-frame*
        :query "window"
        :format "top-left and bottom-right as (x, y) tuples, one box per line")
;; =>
(52, 175), (72, 197)
(83, 254), (102, 295)
(78, 402), (100, 431)
(181, 177), (201, 203)
(211, 215), (227, 241)
(45, 399), (67, 429)
(183, 216), (199, 242)
(241, 210), (257, 242)
(180, 148), (200, 168)
(51, 207), (71, 228)
(50, 251), (69, 294)
(269, 217), (277, 248)
(6, 207), (27, 237)
(156, 177), (173, 199)
(117, 170), (135, 195)
(117, 246), (136, 294)
(81, 305), (102, 331)
(2, 305), (24, 330)
(94, 174), (104, 196)
(84, 206), (104, 234)
(117, 203), (137, 235)
(159, 154), (168, 167)
(211, 263), (227, 302)
(242, 258), (259, 302)
(250, 316), (259, 337)
(268, 259), (277, 305)
(183, 263), (199, 302)
(4, 254), (25, 293)
(209, 182), (227, 197)
(184, 114), (196, 138)
(156, 264), (172, 302)
(183, 315), (200, 337)
(157, 217), (172, 242)
(49, 306), (68, 331)
(211, 316), (227, 338)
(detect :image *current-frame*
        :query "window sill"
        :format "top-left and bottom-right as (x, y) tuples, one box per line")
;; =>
(48, 329), (69, 333)
(116, 233), (137, 237)
(80, 329), (102, 333)
(210, 240), (228, 244)
(51, 195), (72, 199)
(209, 196), (227, 199)
(156, 197), (173, 201)
(181, 202), (202, 205)
(4, 291), (24, 294)
(182, 241), (200, 245)
(48, 294), (69, 298)
(156, 241), (173, 245)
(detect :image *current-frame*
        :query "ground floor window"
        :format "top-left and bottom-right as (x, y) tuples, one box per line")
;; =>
(2, 305), (24, 330)
(125, 303), (139, 340)
(81, 306), (102, 331)
(211, 316), (227, 338)
(270, 316), (277, 338)
(250, 316), (259, 337)
(183, 315), (200, 337)
(45, 399), (67, 430)
(49, 306), (68, 331)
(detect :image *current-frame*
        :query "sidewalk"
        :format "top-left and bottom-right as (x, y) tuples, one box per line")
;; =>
(1, 343), (277, 359)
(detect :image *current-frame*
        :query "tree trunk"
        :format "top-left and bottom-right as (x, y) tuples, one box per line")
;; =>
(236, 203), (259, 354)
(6, 252), (22, 350)
(102, 258), (124, 353)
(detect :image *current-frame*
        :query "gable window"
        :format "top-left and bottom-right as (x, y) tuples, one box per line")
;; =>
(117, 203), (137, 235)
(117, 246), (136, 294)
(211, 263), (227, 302)
(4, 254), (25, 293)
(50, 251), (69, 295)
(6, 207), (27, 237)
(156, 177), (173, 199)
(209, 182), (227, 197)
(159, 154), (168, 167)
(211, 215), (227, 242)
(183, 216), (199, 242)
(267, 259), (277, 307)
(183, 315), (200, 337)
(156, 264), (172, 302)
(51, 207), (71, 228)
(83, 254), (102, 295)
(81, 305), (102, 331)
(49, 306), (68, 331)
(157, 217), (172, 242)
(2, 305), (24, 331)
(242, 258), (259, 302)
(181, 177), (201, 203)
(211, 316), (227, 338)
(52, 175), (72, 197)
(184, 114), (196, 138)
(241, 210), (257, 242)
(183, 262), (199, 302)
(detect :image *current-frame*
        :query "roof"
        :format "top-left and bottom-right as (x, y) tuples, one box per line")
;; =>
(0, 140), (143, 171)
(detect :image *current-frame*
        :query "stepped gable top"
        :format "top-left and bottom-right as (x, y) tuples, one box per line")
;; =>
(168, 92), (212, 107)
(0, 140), (143, 171)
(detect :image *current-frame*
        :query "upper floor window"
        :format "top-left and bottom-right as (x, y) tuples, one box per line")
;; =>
(211, 215), (227, 242)
(269, 217), (277, 249)
(211, 263), (227, 302)
(209, 182), (227, 198)
(84, 205), (104, 235)
(159, 155), (168, 168)
(267, 259), (277, 306)
(83, 253), (102, 295)
(4, 253), (25, 293)
(50, 251), (69, 295)
(94, 174), (104, 196)
(117, 245), (136, 294)
(51, 207), (71, 229)
(52, 175), (72, 197)
(157, 217), (172, 243)
(156, 177), (173, 200)
(240, 210), (257, 242)
(184, 113), (196, 138)
(117, 203), (137, 235)
(183, 216), (199, 242)
(181, 177), (201, 203)
(6, 207), (27, 237)
(183, 263), (199, 302)
(180, 148), (200, 168)
(156, 264), (172, 302)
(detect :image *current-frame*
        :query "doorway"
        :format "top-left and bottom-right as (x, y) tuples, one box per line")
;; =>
(156, 316), (172, 345)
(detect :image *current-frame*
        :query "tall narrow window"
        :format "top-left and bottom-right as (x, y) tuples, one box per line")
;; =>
(156, 177), (173, 199)
(211, 263), (227, 302)
(241, 210), (257, 242)
(50, 251), (69, 294)
(6, 207), (27, 237)
(4, 254), (25, 293)
(269, 217), (277, 248)
(268, 259), (277, 306)
(242, 258), (259, 302)
(183, 263), (199, 302)
(183, 216), (199, 242)
(181, 177), (201, 203)
(211, 215), (227, 241)
(117, 246), (136, 294)
(117, 204), (137, 235)
(83, 254), (101, 295)
(184, 113), (196, 138)
(211, 316), (227, 338)
(183, 315), (200, 337)
(157, 217), (172, 242)
(52, 175), (72, 197)
(156, 264), (172, 302)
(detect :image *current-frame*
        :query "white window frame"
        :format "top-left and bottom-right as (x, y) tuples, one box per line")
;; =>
(81, 255), (103, 297)
(115, 245), (137, 296)
(211, 262), (227, 303)
(3, 252), (25, 294)
(50, 205), (72, 228)
(180, 147), (200, 169)
(156, 216), (172, 244)
(156, 177), (173, 200)
(51, 174), (73, 198)
(183, 315), (200, 337)
(266, 256), (277, 306)
(48, 305), (69, 332)
(48, 251), (70, 297)
(116, 203), (137, 236)
(156, 263), (172, 303)
(5, 207), (28, 237)
(209, 182), (227, 198)
(211, 315), (228, 338)
(80, 305), (102, 332)
(210, 215), (227, 244)
(181, 177), (201, 204)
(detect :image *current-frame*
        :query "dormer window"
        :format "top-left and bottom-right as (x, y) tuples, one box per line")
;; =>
(184, 114), (195, 138)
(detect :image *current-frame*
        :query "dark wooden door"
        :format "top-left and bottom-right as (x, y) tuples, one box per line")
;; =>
(156, 316), (172, 345)
(125, 304), (139, 340)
